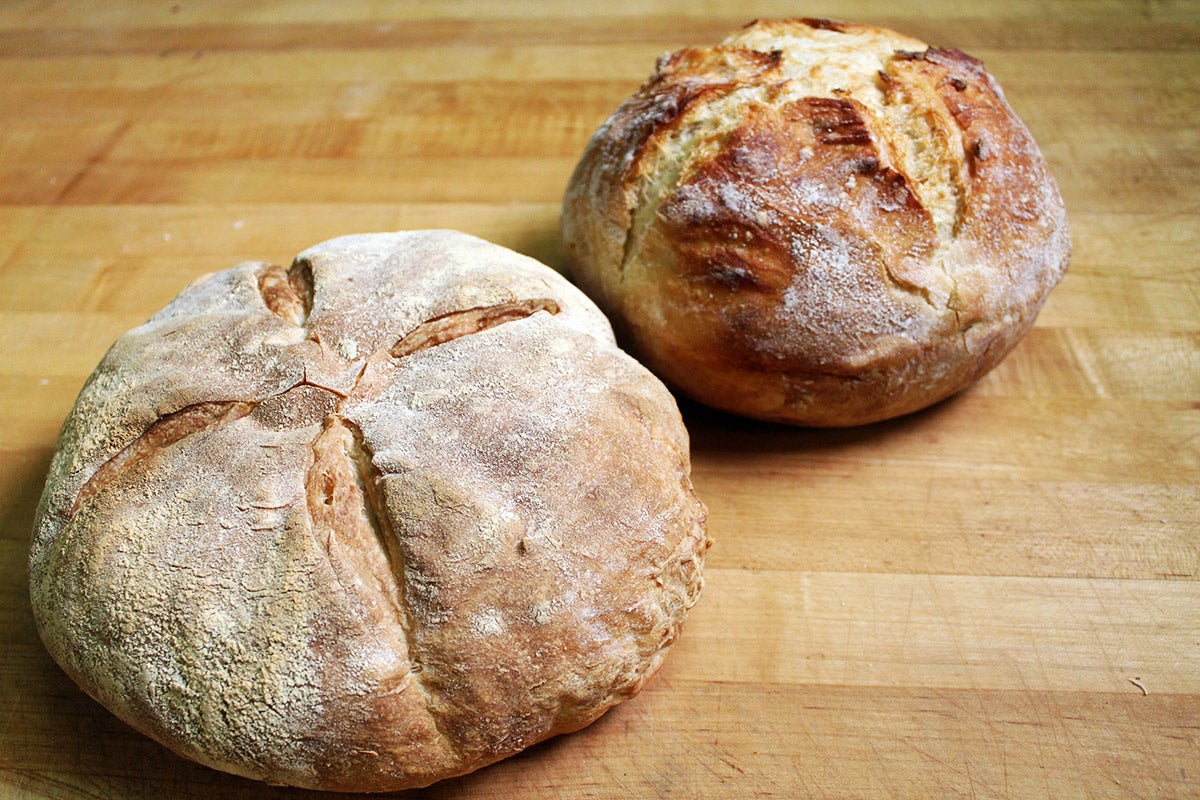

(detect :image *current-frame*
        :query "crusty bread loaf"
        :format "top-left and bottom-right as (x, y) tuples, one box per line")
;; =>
(561, 18), (1071, 426)
(29, 230), (709, 792)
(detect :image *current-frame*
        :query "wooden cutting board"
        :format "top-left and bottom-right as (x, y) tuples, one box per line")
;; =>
(1, 2), (1196, 798)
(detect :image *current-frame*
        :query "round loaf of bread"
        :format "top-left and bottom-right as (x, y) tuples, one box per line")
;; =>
(29, 230), (709, 792)
(561, 18), (1071, 426)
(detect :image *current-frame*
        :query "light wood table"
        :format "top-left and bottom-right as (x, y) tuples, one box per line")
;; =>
(1, 2), (1196, 798)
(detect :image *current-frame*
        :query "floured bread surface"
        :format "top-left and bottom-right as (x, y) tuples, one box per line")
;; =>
(29, 230), (709, 792)
(561, 18), (1071, 426)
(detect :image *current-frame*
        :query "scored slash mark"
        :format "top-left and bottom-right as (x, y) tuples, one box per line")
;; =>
(388, 297), (560, 359)
(257, 259), (314, 327)
(69, 400), (256, 516)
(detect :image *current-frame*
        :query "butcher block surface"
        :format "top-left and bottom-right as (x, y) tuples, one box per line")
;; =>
(1, 2), (1197, 798)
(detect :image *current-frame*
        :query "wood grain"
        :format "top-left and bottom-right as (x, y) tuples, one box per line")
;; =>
(2, 2), (1197, 798)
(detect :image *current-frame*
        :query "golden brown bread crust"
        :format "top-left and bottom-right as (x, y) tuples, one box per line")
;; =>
(29, 230), (709, 792)
(561, 18), (1071, 426)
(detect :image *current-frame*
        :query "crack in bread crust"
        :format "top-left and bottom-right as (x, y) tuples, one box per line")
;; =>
(306, 415), (407, 628)
(69, 400), (256, 516)
(257, 261), (314, 327)
(388, 298), (561, 359)
(303, 414), (461, 756)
